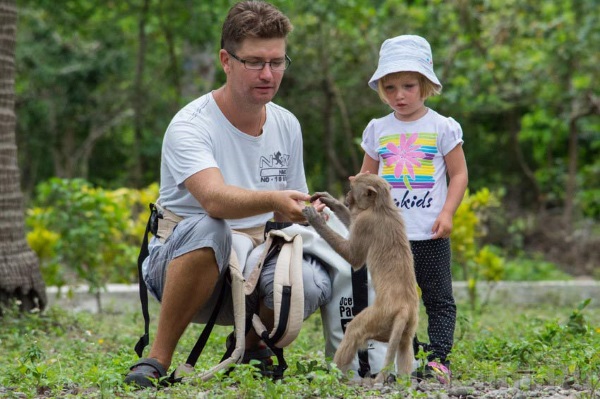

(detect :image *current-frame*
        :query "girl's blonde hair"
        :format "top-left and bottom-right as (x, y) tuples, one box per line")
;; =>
(376, 71), (441, 103)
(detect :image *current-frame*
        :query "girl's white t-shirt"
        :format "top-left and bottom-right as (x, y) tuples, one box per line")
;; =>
(158, 92), (308, 229)
(361, 108), (464, 240)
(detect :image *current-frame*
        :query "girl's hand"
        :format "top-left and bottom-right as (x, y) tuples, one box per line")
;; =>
(431, 211), (453, 239)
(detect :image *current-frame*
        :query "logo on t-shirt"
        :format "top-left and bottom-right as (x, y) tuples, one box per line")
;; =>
(259, 151), (289, 183)
(379, 132), (437, 189)
(378, 132), (437, 209)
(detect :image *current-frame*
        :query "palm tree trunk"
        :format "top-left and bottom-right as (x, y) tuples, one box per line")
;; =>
(0, 0), (47, 312)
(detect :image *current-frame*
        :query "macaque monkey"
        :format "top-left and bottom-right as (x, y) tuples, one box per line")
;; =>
(303, 173), (418, 384)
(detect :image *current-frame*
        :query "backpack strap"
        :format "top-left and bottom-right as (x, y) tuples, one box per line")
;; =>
(171, 250), (248, 382)
(167, 278), (230, 384)
(246, 230), (304, 377)
(351, 266), (371, 378)
(134, 203), (157, 358)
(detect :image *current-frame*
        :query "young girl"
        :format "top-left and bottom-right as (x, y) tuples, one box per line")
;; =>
(360, 35), (468, 383)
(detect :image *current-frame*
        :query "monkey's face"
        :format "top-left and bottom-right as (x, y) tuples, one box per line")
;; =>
(347, 173), (391, 211)
(346, 173), (391, 211)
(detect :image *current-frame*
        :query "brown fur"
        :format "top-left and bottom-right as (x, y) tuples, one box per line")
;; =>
(303, 173), (418, 383)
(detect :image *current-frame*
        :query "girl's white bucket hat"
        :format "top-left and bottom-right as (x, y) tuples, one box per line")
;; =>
(368, 35), (442, 91)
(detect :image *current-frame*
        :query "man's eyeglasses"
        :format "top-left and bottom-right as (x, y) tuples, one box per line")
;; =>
(228, 52), (291, 71)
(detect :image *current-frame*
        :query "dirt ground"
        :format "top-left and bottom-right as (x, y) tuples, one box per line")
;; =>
(373, 378), (596, 398)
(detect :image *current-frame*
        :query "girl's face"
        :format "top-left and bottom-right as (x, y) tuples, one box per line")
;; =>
(382, 72), (427, 122)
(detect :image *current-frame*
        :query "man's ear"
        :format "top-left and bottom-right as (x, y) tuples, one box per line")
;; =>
(219, 49), (231, 72)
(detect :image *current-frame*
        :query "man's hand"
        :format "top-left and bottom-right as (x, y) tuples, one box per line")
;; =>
(271, 190), (311, 223)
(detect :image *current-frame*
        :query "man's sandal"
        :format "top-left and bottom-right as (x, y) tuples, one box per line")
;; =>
(124, 358), (168, 388)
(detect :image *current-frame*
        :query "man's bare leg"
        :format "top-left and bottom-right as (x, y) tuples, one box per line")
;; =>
(148, 247), (219, 370)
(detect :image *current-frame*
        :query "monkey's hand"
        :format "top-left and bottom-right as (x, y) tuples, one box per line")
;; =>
(302, 206), (327, 229)
(310, 191), (351, 228)
(310, 192), (343, 212)
(303, 205), (354, 265)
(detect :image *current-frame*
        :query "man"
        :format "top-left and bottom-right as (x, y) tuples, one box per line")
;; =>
(125, 1), (331, 387)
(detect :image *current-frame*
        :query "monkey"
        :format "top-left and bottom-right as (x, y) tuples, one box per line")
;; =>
(303, 173), (419, 384)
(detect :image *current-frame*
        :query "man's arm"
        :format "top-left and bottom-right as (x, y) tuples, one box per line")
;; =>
(185, 167), (310, 223)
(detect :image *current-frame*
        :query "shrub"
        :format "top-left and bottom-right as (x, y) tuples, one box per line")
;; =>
(26, 178), (158, 293)
(451, 188), (506, 310)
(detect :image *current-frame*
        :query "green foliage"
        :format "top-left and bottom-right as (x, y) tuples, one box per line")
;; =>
(12, 0), (600, 277)
(578, 133), (600, 219)
(18, 340), (47, 387)
(456, 300), (600, 389)
(451, 188), (508, 310)
(1, 301), (599, 397)
(452, 192), (500, 276)
(503, 256), (573, 281)
(16, 5), (134, 186)
(26, 178), (158, 292)
(451, 188), (572, 307)
(475, 245), (505, 282)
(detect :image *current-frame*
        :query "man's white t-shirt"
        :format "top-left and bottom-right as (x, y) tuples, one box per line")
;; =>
(361, 108), (464, 240)
(158, 91), (308, 229)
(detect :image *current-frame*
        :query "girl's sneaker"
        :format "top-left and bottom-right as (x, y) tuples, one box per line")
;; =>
(426, 361), (451, 384)
(412, 361), (451, 384)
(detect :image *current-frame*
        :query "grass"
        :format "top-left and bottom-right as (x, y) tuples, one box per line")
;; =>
(1, 298), (600, 398)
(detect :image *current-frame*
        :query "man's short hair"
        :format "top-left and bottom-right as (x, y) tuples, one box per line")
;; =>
(221, 1), (293, 53)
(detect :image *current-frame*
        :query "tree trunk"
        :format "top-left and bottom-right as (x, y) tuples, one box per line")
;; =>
(130, 0), (150, 188)
(328, 75), (360, 173)
(508, 109), (545, 214)
(563, 117), (577, 230)
(0, 0), (47, 312)
(319, 32), (351, 192)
